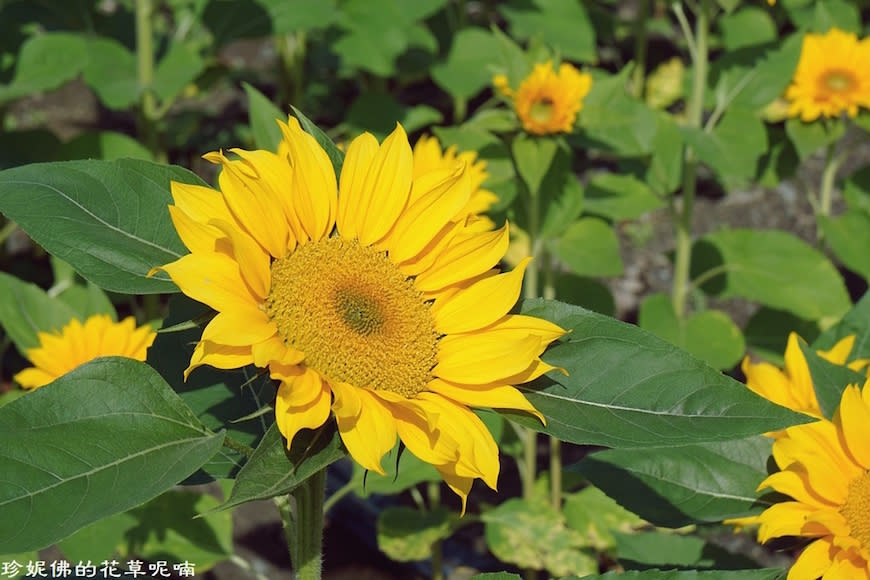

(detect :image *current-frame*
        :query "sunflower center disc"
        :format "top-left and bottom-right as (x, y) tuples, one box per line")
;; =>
(821, 70), (855, 93)
(530, 98), (554, 124)
(841, 470), (870, 549)
(265, 237), (438, 397)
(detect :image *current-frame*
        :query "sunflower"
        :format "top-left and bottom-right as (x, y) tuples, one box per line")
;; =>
(157, 119), (565, 509)
(785, 28), (870, 122)
(14, 314), (157, 390)
(495, 61), (592, 135)
(739, 380), (870, 579)
(742, 332), (869, 420)
(412, 134), (499, 230)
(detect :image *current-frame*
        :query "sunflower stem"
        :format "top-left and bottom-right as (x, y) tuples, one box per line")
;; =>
(135, 0), (163, 162)
(222, 435), (255, 458)
(428, 482), (445, 580)
(283, 469), (326, 580)
(671, 0), (709, 322)
(816, 141), (844, 247)
(630, 0), (650, 99)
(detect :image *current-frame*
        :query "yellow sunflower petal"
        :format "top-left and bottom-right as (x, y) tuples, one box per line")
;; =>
(382, 166), (471, 263)
(169, 205), (220, 254)
(170, 182), (235, 226)
(331, 383), (397, 475)
(435, 332), (543, 384)
(788, 539), (835, 580)
(760, 469), (838, 509)
(346, 124), (414, 246)
(274, 368), (332, 448)
(252, 336), (304, 368)
(185, 340), (253, 379)
(13, 367), (57, 390)
(836, 384), (870, 468)
(414, 223), (510, 292)
(431, 257), (531, 334)
(428, 378), (545, 423)
(337, 132), (379, 240)
(209, 218), (271, 300)
(279, 117), (338, 242)
(161, 252), (258, 315)
(388, 399), (459, 467)
(756, 501), (818, 542)
(435, 466), (474, 516)
(200, 308), (276, 347)
(819, 335), (856, 365)
(783, 332), (821, 414)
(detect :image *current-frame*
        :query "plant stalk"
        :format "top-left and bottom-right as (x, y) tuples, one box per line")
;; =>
(671, 0), (710, 321)
(428, 482), (444, 580)
(284, 470), (326, 580)
(135, 0), (163, 161)
(631, 0), (650, 99)
(816, 142), (845, 246)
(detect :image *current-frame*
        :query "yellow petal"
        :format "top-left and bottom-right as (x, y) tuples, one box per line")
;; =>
(382, 166), (470, 263)
(331, 383), (397, 475)
(756, 501), (817, 542)
(818, 335), (856, 365)
(783, 333), (821, 414)
(350, 124), (413, 246)
(337, 132), (379, 240)
(185, 340), (254, 379)
(170, 182), (235, 226)
(389, 399), (459, 467)
(414, 223), (510, 292)
(471, 313), (567, 346)
(13, 367), (55, 390)
(279, 117), (337, 242)
(836, 385), (870, 468)
(431, 257), (531, 334)
(759, 469), (837, 509)
(252, 336), (304, 368)
(274, 367), (332, 448)
(161, 252), (258, 314)
(209, 218), (271, 300)
(203, 151), (290, 257)
(169, 205), (221, 254)
(427, 378), (545, 423)
(788, 539), (834, 580)
(200, 307), (276, 347)
(435, 466), (473, 516)
(435, 332), (543, 384)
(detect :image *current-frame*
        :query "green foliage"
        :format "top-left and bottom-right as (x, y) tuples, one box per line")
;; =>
(377, 506), (451, 562)
(0, 358), (224, 553)
(552, 218), (623, 278)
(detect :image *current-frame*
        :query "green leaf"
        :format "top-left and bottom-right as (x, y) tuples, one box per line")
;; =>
(263, 0), (338, 34)
(291, 106), (344, 181)
(563, 486), (643, 551)
(57, 282), (116, 321)
(843, 165), (870, 216)
(0, 358), (224, 553)
(551, 218), (623, 278)
(584, 173), (664, 221)
(692, 229), (851, 321)
(554, 275), (615, 316)
(785, 117), (844, 162)
(377, 506), (451, 562)
(147, 295), (272, 481)
(344, 91), (442, 137)
(0, 272), (78, 353)
(572, 570), (785, 580)
(719, 7), (776, 51)
(0, 159), (202, 294)
(512, 134), (558, 196)
(500, 0), (596, 63)
(730, 34), (802, 112)
(613, 530), (756, 570)
(352, 444), (440, 497)
(744, 307), (818, 366)
(219, 423), (345, 510)
(510, 300), (807, 448)
(244, 82), (285, 151)
(645, 113), (684, 195)
(638, 294), (745, 371)
(576, 70), (659, 157)
(538, 148), (585, 240)
(819, 211), (870, 280)
(0, 33), (87, 104)
(799, 341), (867, 419)
(812, 289), (870, 360)
(809, 0), (861, 33)
(681, 109), (768, 189)
(470, 574), (522, 580)
(152, 42), (205, 103)
(431, 28), (502, 100)
(59, 131), (155, 161)
(483, 498), (598, 577)
(82, 38), (139, 110)
(574, 436), (779, 528)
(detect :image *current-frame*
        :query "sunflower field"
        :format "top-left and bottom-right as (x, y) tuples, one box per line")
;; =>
(2, 1), (870, 579)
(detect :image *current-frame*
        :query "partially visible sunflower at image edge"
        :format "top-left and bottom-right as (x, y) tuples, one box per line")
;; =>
(14, 314), (157, 390)
(730, 380), (870, 579)
(786, 27), (870, 122)
(493, 60), (592, 135)
(155, 118), (566, 509)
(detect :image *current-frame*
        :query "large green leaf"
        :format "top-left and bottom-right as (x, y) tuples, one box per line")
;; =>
(0, 33), (87, 104)
(147, 295), (273, 481)
(819, 210), (870, 280)
(583, 173), (664, 222)
(0, 358), (224, 553)
(692, 229), (850, 321)
(218, 422), (345, 510)
(799, 342), (866, 419)
(81, 37), (139, 110)
(431, 28), (502, 100)
(551, 218), (623, 278)
(510, 300), (806, 448)
(576, 73), (659, 157)
(681, 109), (768, 189)
(500, 0), (596, 63)
(812, 289), (870, 360)
(377, 507), (451, 562)
(244, 82), (285, 151)
(0, 159), (203, 294)
(0, 272), (78, 353)
(574, 436), (778, 528)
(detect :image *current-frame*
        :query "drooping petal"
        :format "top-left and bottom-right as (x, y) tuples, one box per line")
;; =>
(160, 252), (259, 315)
(200, 307), (276, 347)
(414, 224), (510, 292)
(427, 378), (545, 423)
(170, 182), (235, 226)
(431, 257), (531, 334)
(435, 332), (543, 384)
(169, 205), (221, 254)
(252, 336), (304, 368)
(756, 501), (818, 542)
(331, 383), (397, 475)
(185, 340), (254, 379)
(209, 218), (271, 300)
(274, 367), (332, 448)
